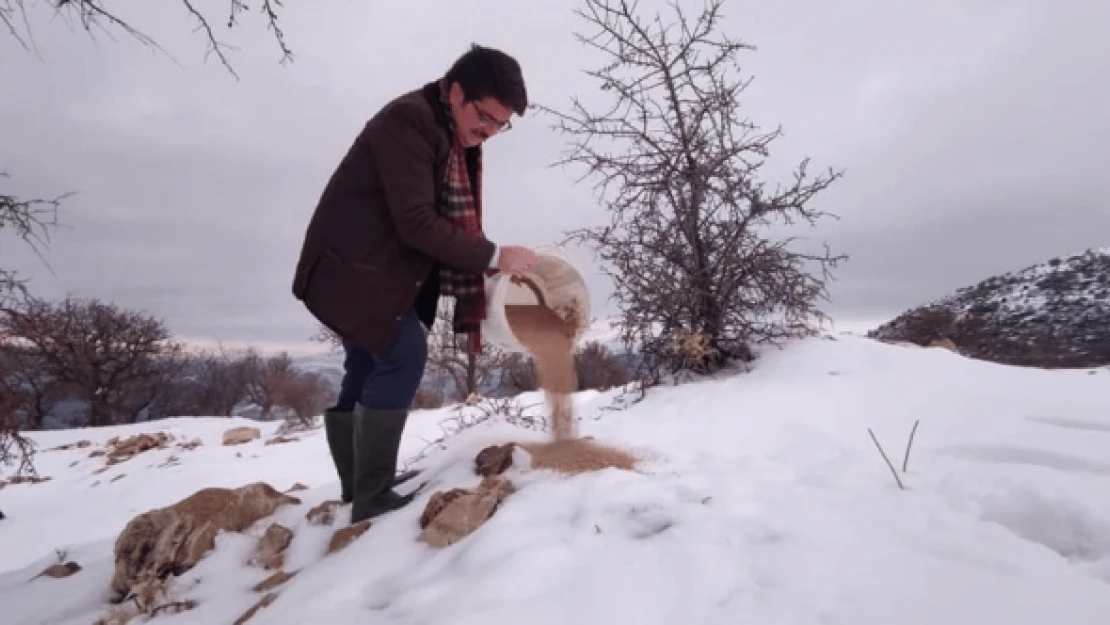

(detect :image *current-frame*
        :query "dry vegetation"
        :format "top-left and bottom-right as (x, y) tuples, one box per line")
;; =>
(0, 295), (334, 474)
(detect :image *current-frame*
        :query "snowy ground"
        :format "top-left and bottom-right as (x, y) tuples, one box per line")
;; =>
(2, 335), (1109, 624)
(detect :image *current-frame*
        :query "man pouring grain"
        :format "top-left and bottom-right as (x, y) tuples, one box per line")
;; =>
(291, 45), (537, 524)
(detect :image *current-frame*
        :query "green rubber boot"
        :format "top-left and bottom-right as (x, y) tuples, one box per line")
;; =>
(350, 404), (418, 524)
(323, 408), (355, 503)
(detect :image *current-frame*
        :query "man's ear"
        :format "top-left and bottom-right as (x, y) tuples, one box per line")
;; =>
(449, 81), (466, 106)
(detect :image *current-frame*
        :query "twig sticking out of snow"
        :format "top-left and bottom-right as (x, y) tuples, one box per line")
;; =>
(401, 397), (545, 471)
(902, 419), (920, 473)
(867, 428), (905, 490)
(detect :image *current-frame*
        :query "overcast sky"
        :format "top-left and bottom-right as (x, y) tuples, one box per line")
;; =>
(3, 0), (1108, 352)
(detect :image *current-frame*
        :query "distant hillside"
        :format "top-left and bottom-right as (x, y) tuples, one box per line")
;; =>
(868, 247), (1110, 368)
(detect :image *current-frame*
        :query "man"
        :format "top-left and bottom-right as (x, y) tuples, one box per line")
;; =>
(291, 45), (538, 524)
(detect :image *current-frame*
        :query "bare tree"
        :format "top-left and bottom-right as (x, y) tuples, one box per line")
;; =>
(0, 342), (67, 430)
(2, 0), (292, 79)
(574, 340), (631, 391)
(310, 323), (343, 352)
(240, 350), (333, 425)
(498, 352), (538, 394)
(172, 345), (263, 417)
(0, 387), (37, 475)
(426, 300), (506, 402)
(539, 0), (846, 381)
(269, 365), (332, 427)
(0, 172), (65, 472)
(0, 295), (178, 426)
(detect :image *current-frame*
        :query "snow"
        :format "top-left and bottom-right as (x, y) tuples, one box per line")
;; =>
(2, 335), (1109, 624)
(947, 246), (1110, 318)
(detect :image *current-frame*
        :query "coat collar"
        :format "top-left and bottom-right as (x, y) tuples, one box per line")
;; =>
(421, 79), (451, 137)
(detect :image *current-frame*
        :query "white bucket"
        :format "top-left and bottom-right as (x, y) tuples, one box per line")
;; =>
(482, 244), (592, 354)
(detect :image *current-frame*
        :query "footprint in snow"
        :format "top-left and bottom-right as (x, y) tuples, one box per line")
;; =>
(1026, 415), (1110, 434)
(939, 444), (1110, 476)
(975, 485), (1110, 569)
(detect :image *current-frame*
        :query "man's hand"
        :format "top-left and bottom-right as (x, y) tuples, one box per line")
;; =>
(496, 245), (538, 276)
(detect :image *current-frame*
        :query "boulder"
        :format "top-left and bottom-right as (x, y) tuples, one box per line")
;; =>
(928, 338), (958, 351)
(223, 427), (261, 446)
(306, 500), (344, 526)
(475, 443), (516, 476)
(327, 520), (371, 554)
(234, 592), (278, 625)
(251, 523), (294, 570)
(111, 482), (300, 600)
(419, 476), (515, 548)
(106, 433), (173, 465)
(253, 570), (296, 593)
(34, 561), (81, 580)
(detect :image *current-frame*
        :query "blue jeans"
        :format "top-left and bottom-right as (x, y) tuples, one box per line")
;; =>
(335, 311), (428, 411)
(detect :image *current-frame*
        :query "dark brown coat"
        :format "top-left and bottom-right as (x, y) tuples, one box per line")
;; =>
(291, 81), (496, 356)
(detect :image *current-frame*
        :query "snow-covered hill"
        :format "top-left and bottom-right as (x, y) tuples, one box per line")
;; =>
(869, 247), (1110, 368)
(2, 335), (1109, 624)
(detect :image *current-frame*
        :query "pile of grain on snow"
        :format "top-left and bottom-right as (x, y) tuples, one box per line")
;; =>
(518, 439), (639, 474)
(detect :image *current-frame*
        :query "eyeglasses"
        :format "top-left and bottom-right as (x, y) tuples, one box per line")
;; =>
(470, 101), (512, 132)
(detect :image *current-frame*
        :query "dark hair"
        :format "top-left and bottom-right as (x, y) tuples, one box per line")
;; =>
(445, 44), (528, 115)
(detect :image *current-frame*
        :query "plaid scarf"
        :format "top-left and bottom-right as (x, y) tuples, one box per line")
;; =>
(437, 81), (487, 354)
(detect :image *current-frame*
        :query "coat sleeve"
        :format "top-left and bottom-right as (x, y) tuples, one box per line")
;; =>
(369, 102), (497, 274)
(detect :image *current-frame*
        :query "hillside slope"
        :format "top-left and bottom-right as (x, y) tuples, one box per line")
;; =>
(1, 336), (1109, 624)
(869, 246), (1110, 368)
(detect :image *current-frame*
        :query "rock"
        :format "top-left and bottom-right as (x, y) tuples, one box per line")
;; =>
(177, 438), (203, 451)
(251, 523), (294, 570)
(110, 482), (300, 601)
(327, 520), (371, 554)
(475, 443), (516, 476)
(6, 474), (51, 485)
(234, 592), (278, 625)
(928, 338), (958, 351)
(419, 489), (468, 529)
(306, 500), (344, 526)
(419, 476), (515, 548)
(252, 570), (296, 593)
(106, 433), (173, 465)
(48, 440), (91, 452)
(223, 427), (261, 446)
(285, 482), (309, 494)
(35, 561), (82, 579)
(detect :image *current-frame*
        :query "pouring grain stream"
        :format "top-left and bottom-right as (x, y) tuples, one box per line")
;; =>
(503, 302), (640, 473)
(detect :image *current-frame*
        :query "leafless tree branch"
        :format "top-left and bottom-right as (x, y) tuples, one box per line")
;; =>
(536, 0), (846, 384)
(2, 0), (294, 79)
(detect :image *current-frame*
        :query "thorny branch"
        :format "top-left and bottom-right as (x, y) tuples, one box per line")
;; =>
(537, 0), (846, 385)
(869, 420), (921, 490)
(1, 0), (293, 78)
(0, 173), (65, 304)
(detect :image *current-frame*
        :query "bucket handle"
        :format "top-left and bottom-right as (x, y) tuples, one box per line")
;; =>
(509, 275), (547, 307)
